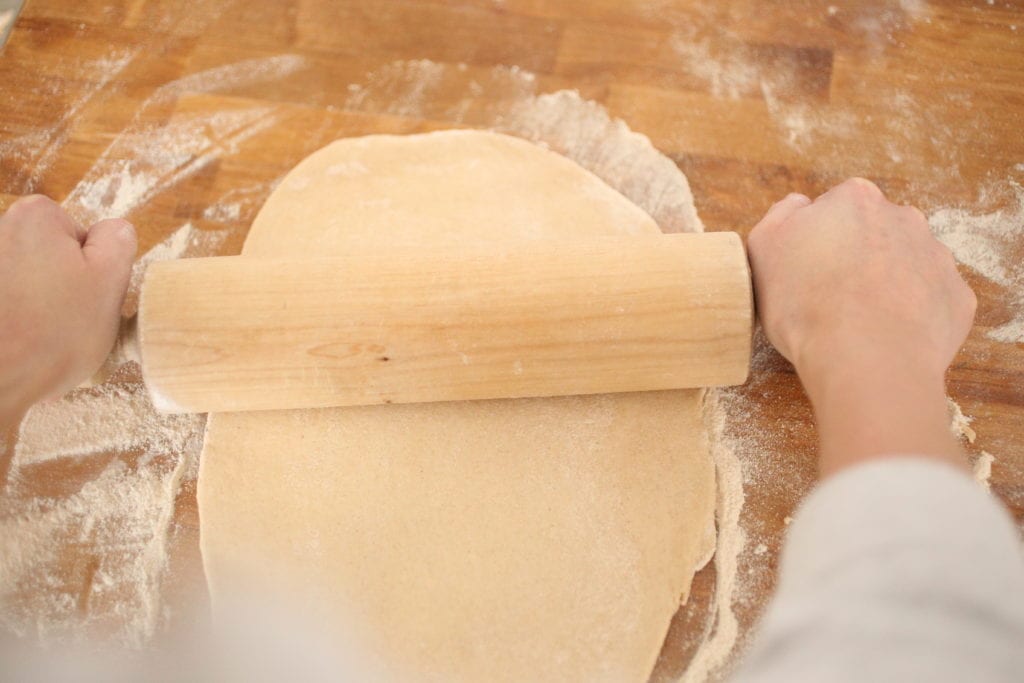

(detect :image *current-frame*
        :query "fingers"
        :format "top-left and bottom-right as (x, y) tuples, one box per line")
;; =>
(82, 218), (138, 306)
(750, 192), (812, 239)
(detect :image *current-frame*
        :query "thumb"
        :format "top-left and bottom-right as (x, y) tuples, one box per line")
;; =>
(82, 218), (138, 303)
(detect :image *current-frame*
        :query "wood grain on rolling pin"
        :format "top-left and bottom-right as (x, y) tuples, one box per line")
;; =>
(138, 232), (752, 413)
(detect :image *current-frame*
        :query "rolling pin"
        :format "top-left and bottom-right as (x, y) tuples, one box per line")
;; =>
(112, 232), (751, 413)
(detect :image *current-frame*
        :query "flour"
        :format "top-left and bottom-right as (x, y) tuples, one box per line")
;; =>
(202, 202), (241, 222)
(659, 3), (991, 190)
(2, 373), (208, 648)
(64, 107), (280, 227)
(683, 390), (747, 683)
(973, 451), (996, 490)
(1, 448), (199, 647)
(14, 384), (203, 468)
(930, 186), (1024, 344)
(5, 39), (1010, 676)
(0, 49), (138, 192)
(32, 53), (307, 227)
(498, 91), (703, 234)
(1, 52), (300, 649)
(345, 60), (538, 126)
(201, 181), (281, 225)
(670, 35), (764, 101)
(345, 59), (447, 117)
(149, 54), (306, 104)
(948, 397), (977, 444)
(345, 60), (702, 234)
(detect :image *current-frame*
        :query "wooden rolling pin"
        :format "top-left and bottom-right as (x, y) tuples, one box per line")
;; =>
(122, 232), (751, 413)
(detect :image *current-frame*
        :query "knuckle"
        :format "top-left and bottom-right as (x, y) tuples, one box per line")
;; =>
(842, 177), (884, 200)
(7, 194), (62, 224)
(11, 194), (54, 211)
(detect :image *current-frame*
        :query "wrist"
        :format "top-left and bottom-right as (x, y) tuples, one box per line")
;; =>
(0, 348), (43, 430)
(792, 330), (948, 403)
(0, 381), (29, 432)
(796, 350), (964, 478)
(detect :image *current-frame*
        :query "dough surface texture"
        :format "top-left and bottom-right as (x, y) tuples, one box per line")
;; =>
(198, 130), (716, 682)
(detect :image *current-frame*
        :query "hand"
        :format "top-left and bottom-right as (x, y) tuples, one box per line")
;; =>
(0, 196), (136, 427)
(747, 179), (977, 476)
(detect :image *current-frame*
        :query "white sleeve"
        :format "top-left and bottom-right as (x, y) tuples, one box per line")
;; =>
(731, 457), (1024, 683)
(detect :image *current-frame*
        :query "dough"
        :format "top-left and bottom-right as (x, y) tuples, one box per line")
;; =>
(198, 131), (716, 682)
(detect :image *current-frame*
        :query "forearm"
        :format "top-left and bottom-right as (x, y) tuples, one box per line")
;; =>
(0, 375), (30, 431)
(0, 342), (51, 431)
(0, 393), (25, 432)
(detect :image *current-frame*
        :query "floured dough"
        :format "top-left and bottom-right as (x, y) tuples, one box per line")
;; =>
(198, 131), (716, 682)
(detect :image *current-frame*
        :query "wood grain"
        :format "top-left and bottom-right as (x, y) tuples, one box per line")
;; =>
(1, 1), (1022, 680)
(139, 234), (752, 412)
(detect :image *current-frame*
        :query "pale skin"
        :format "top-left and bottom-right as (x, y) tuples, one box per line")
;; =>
(747, 178), (975, 476)
(0, 195), (136, 429)
(0, 180), (976, 482)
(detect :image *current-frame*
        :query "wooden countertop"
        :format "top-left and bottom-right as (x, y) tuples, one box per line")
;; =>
(1, 1), (1022, 679)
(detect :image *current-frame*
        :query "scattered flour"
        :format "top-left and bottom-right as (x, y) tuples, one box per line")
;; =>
(44, 53), (307, 227)
(345, 59), (447, 117)
(499, 91), (703, 234)
(201, 181), (281, 225)
(1, 446), (199, 651)
(6, 36), (1015, 681)
(684, 390), (746, 683)
(202, 202), (241, 222)
(670, 34), (764, 101)
(148, 54), (307, 105)
(973, 451), (995, 490)
(63, 108), (280, 227)
(2, 51), (302, 650)
(947, 397), (977, 444)
(0, 49), (139, 191)
(930, 186), (1024, 344)
(661, 3), (986, 188)
(14, 384), (204, 468)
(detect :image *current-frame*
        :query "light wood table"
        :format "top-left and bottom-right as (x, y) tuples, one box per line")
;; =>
(1, 1), (1021, 679)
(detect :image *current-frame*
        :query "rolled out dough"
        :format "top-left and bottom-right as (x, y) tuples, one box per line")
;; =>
(198, 130), (716, 682)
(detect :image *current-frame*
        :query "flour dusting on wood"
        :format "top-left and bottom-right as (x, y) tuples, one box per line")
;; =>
(2, 459), (196, 647)
(3, 31), (1016, 681)
(931, 186), (1024, 344)
(14, 385), (203, 468)
(1, 54), (300, 649)
(63, 108), (280, 227)
(0, 49), (139, 192)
